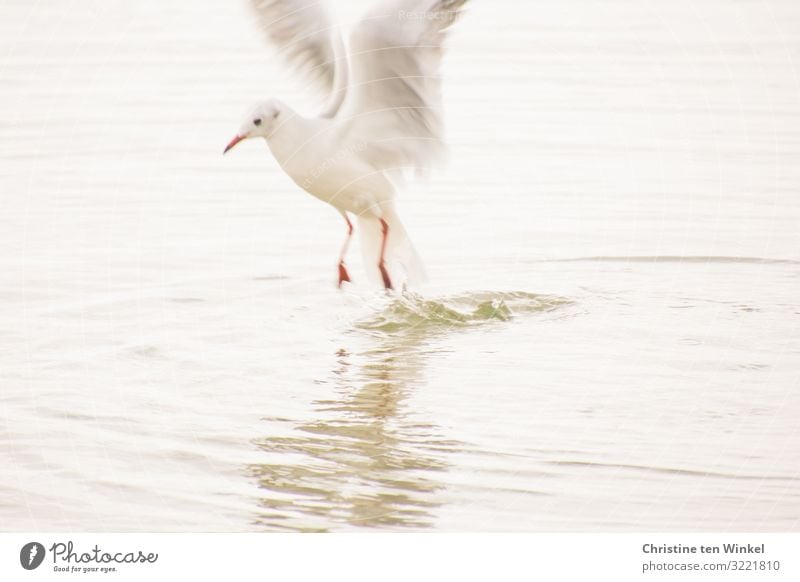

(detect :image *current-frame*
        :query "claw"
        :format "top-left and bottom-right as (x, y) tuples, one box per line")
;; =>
(378, 261), (393, 290)
(338, 262), (351, 287)
(378, 218), (393, 290)
(337, 214), (354, 288)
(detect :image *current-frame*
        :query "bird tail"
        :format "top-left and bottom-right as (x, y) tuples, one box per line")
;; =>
(357, 205), (427, 290)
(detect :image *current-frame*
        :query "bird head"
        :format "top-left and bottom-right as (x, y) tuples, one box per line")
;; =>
(223, 98), (286, 154)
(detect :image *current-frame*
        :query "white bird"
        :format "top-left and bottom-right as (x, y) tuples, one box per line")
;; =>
(224, 0), (469, 290)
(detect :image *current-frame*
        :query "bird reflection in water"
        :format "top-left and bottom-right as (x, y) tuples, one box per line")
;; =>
(249, 324), (459, 531)
(249, 292), (566, 530)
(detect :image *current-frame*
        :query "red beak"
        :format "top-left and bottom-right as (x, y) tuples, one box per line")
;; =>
(223, 134), (246, 154)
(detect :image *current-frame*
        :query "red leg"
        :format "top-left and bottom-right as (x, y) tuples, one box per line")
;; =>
(338, 214), (353, 288)
(378, 218), (393, 290)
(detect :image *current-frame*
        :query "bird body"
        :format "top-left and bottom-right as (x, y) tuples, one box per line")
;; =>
(224, 0), (468, 289)
(265, 106), (392, 218)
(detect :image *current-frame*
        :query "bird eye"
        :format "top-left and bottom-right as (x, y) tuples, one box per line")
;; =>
(253, 118), (262, 126)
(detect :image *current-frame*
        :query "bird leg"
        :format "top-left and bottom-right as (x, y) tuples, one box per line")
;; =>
(337, 214), (354, 287)
(378, 218), (393, 290)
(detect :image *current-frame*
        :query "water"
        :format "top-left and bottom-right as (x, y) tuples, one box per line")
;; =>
(1, 0), (799, 531)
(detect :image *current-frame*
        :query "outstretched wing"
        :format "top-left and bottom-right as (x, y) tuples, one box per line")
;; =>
(336, 0), (469, 175)
(249, 0), (348, 117)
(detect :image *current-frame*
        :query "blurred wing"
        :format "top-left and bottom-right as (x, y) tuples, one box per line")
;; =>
(337, 0), (468, 175)
(249, 0), (348, 116)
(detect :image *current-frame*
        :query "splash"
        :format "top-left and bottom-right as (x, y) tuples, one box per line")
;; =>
(356, 291), (572, 334)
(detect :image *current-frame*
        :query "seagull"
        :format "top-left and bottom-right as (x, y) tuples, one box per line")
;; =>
(224, 0), (469, 290)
